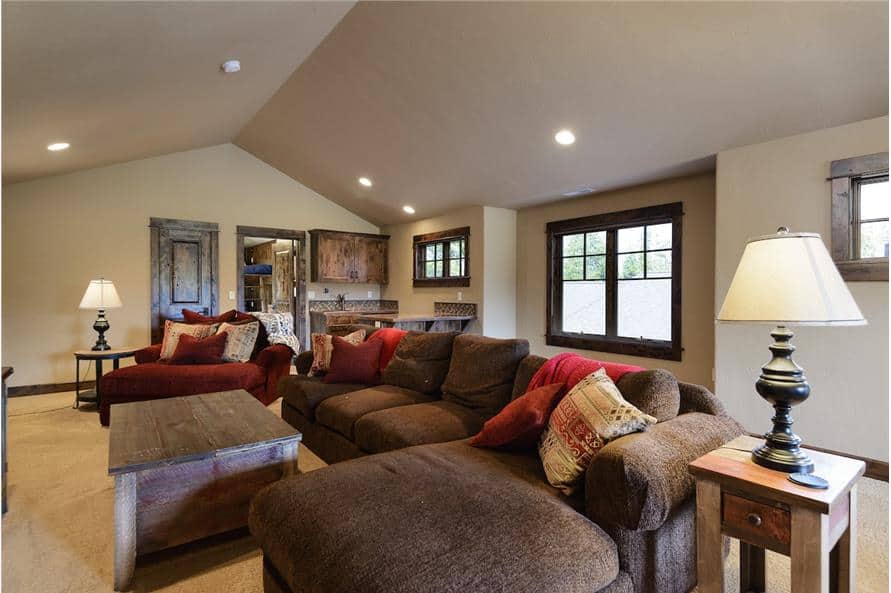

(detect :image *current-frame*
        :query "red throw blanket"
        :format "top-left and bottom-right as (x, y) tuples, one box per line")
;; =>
(526, 352), (644, 393)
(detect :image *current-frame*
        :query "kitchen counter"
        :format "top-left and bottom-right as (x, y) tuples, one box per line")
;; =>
(355, 313), (475, 332)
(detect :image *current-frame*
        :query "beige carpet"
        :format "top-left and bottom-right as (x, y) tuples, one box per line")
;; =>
(2, 392), (887, 593)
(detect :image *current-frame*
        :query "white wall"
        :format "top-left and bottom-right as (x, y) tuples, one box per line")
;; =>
(715, 116), (888, 461)
(2, 143), (379, 387)
(482, 207), (517, 338)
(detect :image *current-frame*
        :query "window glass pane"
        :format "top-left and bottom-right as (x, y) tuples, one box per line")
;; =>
(618, 279), (671, 340)
(425, 244), (436, 261)
(436, 243), (443, 259)
(562, 281), (606, 335)
(459, 260), (465, 276)
(618, 253), (644, 279)
(646, 251), (672, 278)
(646, 223), (672, 250)
(563, 257), (584, 280)
(562, 234), (584, 256)
(435, 260), (443, 276)
(860, 179), (889, 220)
(449, 259), (461, 276)
(585, 255), (605, 280)
(425, 262), (435, 277)
(449, 240), (462, 259)
(860, 221), (890, 258)
(585, 231), (606, 255)
(618, 226), (644, 253)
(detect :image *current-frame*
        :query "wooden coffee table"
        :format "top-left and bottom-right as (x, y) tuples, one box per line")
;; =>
(107, 390), (301, 591)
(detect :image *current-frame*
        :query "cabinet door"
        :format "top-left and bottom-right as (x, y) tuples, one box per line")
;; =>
(356, 237), (388, 284)
(314, 232), (354, 283)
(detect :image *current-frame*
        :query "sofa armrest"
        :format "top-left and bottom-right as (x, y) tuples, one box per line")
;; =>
(253, 344), (294, 402)
(585, 412), (744, 532)
(678, 381), (726, 415)
(134, 344), (162, 364)
(294, 351), (314, 375)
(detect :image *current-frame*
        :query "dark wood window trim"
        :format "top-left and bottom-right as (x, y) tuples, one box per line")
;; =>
(413, 226), (470, 287)
(546, 202), (683, 361)
(830, 152), (889, 281)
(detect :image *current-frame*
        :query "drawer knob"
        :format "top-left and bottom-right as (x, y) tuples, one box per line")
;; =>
(747, 513), (762, 527)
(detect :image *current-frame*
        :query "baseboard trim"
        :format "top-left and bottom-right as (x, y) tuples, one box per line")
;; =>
(746, 432), (888, 482)
(8, 381), (95, 397)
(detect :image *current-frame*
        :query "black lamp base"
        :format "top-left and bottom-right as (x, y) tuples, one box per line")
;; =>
(751, 326), (814, 474)
(91, 310), (111, 351)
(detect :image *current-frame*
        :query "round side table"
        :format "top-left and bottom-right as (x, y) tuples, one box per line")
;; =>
(73, 348), (137, 409)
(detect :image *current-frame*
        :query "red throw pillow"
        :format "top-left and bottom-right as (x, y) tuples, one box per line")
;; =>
(367, 328), (408, 371)
(182, 309), (237, 324)
(169, 332), (228, 365)
(470, 383), (566, 450)
(324, 336), (383, 384)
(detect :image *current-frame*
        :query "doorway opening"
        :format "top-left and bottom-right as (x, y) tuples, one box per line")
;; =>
(235, 226), (307, 350)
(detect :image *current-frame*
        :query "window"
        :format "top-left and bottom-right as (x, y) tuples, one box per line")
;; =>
(413, 226), (470, 287)
(830, 152), (889, 281)
(547, 203), (682, 361)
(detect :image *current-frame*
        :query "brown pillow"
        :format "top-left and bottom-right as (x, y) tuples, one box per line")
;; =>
(441, 335), (530, 418)
(382, 331), (459, 394)
(616, 369), (680, 422)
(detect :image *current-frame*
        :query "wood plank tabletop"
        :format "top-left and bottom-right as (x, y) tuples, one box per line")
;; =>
(108, 390), (300, 475)
(689, 435), (865, 514)
(74, 348), (138, 359)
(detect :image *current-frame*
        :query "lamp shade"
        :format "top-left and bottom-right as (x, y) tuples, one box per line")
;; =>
(79, 279), (122, 309)
(717, 228), (865, 326)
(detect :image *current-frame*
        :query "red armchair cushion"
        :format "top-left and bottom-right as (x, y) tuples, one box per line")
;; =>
(182, 309), (238, 324)
(367, 328), (408, 371)
(134, 344), (163, 364)
(169, 332), (228, 365)
(470, 383), (566, 450)
(324, 337), (384, 385)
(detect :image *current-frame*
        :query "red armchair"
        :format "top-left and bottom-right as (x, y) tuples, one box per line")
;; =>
(98, 342), (293, 426)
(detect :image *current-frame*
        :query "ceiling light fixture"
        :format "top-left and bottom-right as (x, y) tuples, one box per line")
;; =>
(221, 59), (241, 74)
(47, 142), (70, 151)
(358, 177), (373, 187)
(403, 205), (416, 214)
(554, 129), (576, 146)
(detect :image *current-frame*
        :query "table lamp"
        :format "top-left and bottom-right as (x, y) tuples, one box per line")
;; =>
(717, 227), (866, 474)
(79, 278), (123, 351)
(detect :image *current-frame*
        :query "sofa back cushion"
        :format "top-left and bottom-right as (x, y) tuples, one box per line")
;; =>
(616, 369), (681, 422)
(382, 331), (459, 394)
(511, 354), (549, 399)
(441, 335), (530, 418)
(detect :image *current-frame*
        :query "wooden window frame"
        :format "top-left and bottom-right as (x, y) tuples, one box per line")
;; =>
(830, 152), (889, 281)
(413, 226), (470, 287)
(546, 202), (683, 361)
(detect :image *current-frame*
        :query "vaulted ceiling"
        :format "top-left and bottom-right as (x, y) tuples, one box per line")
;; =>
(4, 2), (888, 225)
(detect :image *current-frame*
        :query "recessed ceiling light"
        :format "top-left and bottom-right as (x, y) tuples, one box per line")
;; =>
(358, 177), (373, 187)
(221, 59), (241, 74)
(554, 129), (576, 146)
(403, 205), (416, 214)
(47, 142), (70, 151)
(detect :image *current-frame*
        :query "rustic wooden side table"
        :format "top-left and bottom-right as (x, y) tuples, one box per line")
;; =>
(689, 435), (864, 593)
(73, 348), (137, 409)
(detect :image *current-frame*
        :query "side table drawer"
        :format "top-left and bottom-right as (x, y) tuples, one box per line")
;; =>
(722, 492), (791, 554)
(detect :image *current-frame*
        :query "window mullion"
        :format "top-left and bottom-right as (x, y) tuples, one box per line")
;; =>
(605, 230), (618, 338)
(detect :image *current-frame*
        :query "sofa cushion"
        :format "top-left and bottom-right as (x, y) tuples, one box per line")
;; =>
(316, 385), (436, 440)
(470, 383), (566, 450)
(324, 336), (383, 384)
(441, 335), (530, 417)
(511, 354), (549, 399)
(249, 440), (620, 593)
(355, 400), (486, 454)
(616, 369), (680, 422)
(279, 375), (367, 421)
(101, 361), (265, 400)
(382, 331), (458, 394)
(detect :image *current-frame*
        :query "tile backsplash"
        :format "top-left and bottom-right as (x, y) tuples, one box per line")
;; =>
(434, 302), (477, 317)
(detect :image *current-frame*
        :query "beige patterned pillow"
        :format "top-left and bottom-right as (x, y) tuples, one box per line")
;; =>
(216, 321), (260, 363)
(160, 321), (219, 360)
(309, 329), (365, 376)
(539, 368), (657, 495)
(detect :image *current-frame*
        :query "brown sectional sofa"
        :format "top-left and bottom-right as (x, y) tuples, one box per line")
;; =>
(252, 328), (744, 593)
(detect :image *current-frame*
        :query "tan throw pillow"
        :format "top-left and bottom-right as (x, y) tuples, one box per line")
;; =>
(539, 368), (657, 495)
(309, 330), (365, 376)
(160, 320), (219, 360)
(217, 321), (259, 363)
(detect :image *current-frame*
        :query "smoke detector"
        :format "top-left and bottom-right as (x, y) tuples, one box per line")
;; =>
(221, 60), (241, 74)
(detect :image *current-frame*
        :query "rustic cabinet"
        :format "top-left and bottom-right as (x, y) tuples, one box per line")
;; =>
(310, 230), (389, 284)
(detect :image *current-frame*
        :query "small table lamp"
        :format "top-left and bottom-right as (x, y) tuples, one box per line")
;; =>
(79, 278), (123, 351)
(717, 227), (866, 474)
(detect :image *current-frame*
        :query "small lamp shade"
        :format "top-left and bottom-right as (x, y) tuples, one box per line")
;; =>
(717, 229), (865, 326)
(79, 279), (122, 310)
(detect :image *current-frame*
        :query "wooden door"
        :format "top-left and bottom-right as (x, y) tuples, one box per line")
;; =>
(272, 247), (294, 312)
(312, 231), (354, 282)
(354, 236), (388, 283)
(151, 219), (219, 343)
